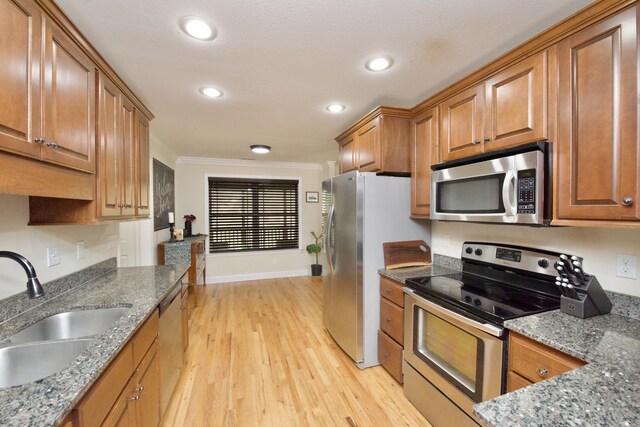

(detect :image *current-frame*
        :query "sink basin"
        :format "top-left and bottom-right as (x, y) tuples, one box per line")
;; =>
(6, 307), (129, 344)
(0, 339), (96, 388)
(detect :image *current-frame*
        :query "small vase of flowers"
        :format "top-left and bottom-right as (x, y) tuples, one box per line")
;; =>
(183, 214), (196, 237)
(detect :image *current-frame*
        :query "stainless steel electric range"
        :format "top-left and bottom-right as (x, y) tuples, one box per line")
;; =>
(402, 242), (574, 427)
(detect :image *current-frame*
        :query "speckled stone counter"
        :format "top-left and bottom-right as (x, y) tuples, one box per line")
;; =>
(378, 253), (462, 283)
(0, 263), (189, 427)
(159, 234), (205, 265)
(474, 307), (640, 426)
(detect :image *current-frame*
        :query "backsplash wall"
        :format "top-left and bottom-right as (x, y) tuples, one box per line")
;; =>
(431, 221), (640, 297)
(0, 194), (117, 299)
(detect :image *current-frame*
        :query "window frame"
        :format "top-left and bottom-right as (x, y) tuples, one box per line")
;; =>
(204, 173), (302, 256)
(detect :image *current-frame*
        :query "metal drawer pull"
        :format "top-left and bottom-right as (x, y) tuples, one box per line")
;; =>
(622, 197), (633, 206)
(473, 139), (481, 145)
(134, 386), (144, 392)
(46, 140), (58, 148)
(34, 137), (46, 144)
(386, 317), (391, 323)
(386, 288), (392, 294)
(537, 368), (549, 377)
(383, 352), (389, 358)
(128, 395), (140, 401)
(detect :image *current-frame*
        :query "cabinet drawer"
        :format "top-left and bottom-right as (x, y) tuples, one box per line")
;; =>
(75, 343), (134, 427)
(132, 309), (159, 368)
(378, 330), (403, 384)
(380, 298), (403, 344)
(509, 332), (585, 384)
(506, 370), (533, 393)
(379, 276), (404, 307)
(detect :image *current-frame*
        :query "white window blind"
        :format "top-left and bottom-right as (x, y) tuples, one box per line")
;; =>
(208, 177), (299, 253)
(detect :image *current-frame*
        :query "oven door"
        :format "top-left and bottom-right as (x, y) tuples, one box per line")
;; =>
(403, 289), (505, 420)
(430, 149), (544, 224)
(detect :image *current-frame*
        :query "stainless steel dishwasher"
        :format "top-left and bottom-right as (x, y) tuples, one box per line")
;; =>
(159, 281), (183, 415)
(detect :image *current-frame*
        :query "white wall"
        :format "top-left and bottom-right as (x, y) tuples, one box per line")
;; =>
(431, 221), (640, 297)
(175, 157), (324, 283)
(0, 194), (118, 299)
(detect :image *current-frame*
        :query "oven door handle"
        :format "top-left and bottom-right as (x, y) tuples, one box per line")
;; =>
(405, 289), (504, 338)
(502, 170), (517, 217)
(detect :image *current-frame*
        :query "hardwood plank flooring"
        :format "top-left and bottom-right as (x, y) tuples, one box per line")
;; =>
(161, 276), (430, 427)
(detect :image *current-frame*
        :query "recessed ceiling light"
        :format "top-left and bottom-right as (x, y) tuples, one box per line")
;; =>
(179, 16), (217, 41)
(250, 145), (271, 154)
(326, 104), (346, 113)
(365, 56), (393, 72)
(199, 87), (223, 98)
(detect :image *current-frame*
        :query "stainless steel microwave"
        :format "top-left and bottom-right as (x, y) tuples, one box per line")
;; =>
(430, 142), (550, 225)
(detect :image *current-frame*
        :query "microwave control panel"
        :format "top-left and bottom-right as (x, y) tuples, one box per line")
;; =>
(517, 169), (536, 214)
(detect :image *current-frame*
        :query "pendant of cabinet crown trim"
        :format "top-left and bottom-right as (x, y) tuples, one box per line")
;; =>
(556, 4), (640, 222)
(440, 51), (548, 163)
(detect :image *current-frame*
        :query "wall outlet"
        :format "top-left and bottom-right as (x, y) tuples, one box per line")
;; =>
(77, 241), (86, 260)
(616, 254), (637, 279)
(47, 246), (61, 267)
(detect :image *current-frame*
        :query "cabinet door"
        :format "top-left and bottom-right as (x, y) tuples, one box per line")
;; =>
(356, 117), (381, 171)
(411, 106), (439, 218)
(338, 133), (357, 173)
(134, 341), (160, 427)
(102, 377), (136, 427)
(485, 51), (547, 151)
(557, 6), (639, 220)
(135, 111), (151, 217)
(0, 0), (42, 159)
(98, 73), (122, 218)
(440, 84), (484, 161)
(121, 96), (136, 217)
(42, 19), (95, 173)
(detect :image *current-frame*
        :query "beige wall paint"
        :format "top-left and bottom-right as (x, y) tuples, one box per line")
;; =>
(175, 158), (324, 282)
(431, 221), (640, 297)
(0, 194), (118, 299)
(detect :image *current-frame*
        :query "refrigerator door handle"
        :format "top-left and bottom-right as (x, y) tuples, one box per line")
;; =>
(324, 203), (335, 272)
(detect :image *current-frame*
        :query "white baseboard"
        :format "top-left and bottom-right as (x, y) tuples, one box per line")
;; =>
(205, 269), (310, 284)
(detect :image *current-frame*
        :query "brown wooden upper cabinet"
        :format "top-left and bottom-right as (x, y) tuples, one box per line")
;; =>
(410, 106), (439, 218)
(556, 4), (639, 222)
(0, 0), (95, 174)
(336, 107), (411, 174)
(440, 51), (548, 162)
(135, 112), (151, 217)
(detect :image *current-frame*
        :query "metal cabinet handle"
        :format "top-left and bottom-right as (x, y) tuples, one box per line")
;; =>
(383, 352), (390, 358)
(134, 386), (144, 392)
(128, 395), (140, 401)
(386, 288), (392, 294)
(484, 136), (491, 142)
(46, 140), (58, 148)
(537, 368), (549, 378)
(473, 139), (481, 145)
(622, 197), (633, 206)
(386, 317), (391, 323)
(34, 137), (46, 144)
(138, 205), (144, 209)
(123, 204), (133, 208)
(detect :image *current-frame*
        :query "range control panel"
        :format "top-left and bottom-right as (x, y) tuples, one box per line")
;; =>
(517, 169), (536, 214)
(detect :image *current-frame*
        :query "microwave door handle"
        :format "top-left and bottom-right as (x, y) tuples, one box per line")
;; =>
(324, 203), (335, 272)
(502, 171), (517, 216)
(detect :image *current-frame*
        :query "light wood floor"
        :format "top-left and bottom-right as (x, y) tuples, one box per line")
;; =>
(161, 276), (430, 427)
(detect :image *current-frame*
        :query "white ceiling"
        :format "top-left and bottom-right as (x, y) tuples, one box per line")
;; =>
(56, 0), (593, 163)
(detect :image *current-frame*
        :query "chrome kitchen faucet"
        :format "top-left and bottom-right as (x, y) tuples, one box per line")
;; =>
(0, 251), (45, 298)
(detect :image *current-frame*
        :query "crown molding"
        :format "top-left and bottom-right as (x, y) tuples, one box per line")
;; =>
(176, 156), (324, 170)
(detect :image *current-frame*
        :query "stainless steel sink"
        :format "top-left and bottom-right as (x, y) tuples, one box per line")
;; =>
(6, 307), (129, 344)
(0, 339), (96, 388)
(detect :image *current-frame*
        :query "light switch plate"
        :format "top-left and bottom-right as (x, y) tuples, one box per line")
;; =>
(616, 254), (637, 279)
(47, 246), (61, 267)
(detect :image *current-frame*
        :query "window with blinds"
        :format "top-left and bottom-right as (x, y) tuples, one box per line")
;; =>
(208, 177), (299, 253)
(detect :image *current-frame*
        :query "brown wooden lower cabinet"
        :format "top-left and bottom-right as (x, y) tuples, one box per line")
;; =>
(506, 332), (586, 392)
(378, 275), (405, 384)
(71, 311), (160, 427)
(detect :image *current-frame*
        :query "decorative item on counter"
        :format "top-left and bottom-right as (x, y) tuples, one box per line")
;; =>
(174, 229), (184, 241)
(184, 214), (196, 237)
(306, 231), (324, 276)
(383, 240), (432, 270)
(557, 253), (612, 318)
(168, 212), (176, 242)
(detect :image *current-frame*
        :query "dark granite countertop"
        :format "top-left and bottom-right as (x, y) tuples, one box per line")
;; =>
(474, 304), (640, 426)
(0, 263), (189, 427)
(378, 253), (462, 283)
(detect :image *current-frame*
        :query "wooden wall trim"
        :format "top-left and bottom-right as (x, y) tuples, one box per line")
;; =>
(335, 106), (410, 142)
(35, 0), (154, 121)
(409, 0), (637, 117)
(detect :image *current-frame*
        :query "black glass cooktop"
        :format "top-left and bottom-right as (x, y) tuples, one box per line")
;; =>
(405, 273), (561, 325)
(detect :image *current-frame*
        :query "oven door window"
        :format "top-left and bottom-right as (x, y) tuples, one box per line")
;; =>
(436, 174), (505, 214)
(414, 306), (484, 402)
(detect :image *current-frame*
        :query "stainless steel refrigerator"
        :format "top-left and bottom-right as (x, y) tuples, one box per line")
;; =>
(322, 171), (430, 369)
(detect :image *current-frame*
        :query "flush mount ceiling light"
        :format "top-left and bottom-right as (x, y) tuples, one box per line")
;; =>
(250, 145), (271, 154)
(199, 87), (223, 98)
(326, 104), (346, 113)
(179, 16), (217, 41)
(365, 56), (393, 72)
